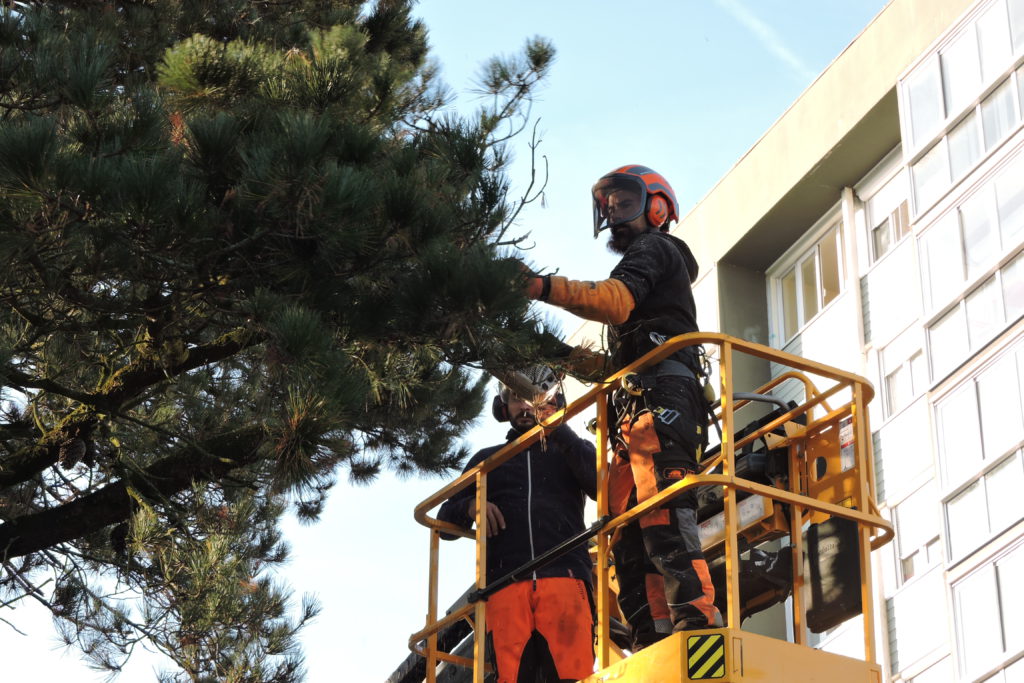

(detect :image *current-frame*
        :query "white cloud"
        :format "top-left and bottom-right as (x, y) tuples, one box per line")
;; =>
(712, 0), (818, 82)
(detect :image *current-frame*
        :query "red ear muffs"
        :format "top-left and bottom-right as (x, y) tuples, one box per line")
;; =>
(647, 195), (669, 228)
(491, 395), (509, 422)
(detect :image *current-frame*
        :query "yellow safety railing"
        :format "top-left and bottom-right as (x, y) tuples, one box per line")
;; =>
(409, 333), (894, 683)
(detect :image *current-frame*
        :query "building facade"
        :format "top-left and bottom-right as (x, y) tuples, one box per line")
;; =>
(572, 0), (1024, 680)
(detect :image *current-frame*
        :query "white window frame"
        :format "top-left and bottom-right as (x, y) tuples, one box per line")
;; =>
(898, 0), (1024, 219)
(950, 541), (1024, 679)
(767, 205), (847, 347)
(856, 147), (913, 268)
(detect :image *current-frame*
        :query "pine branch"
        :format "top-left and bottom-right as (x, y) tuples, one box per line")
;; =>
(0, 426), (264, 561)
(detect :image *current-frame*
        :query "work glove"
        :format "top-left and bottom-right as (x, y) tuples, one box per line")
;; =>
(563, 344), (611, 383)
(515, 259), (549, 300)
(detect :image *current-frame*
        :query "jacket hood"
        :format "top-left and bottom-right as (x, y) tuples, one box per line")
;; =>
(663, 232), (700, 284)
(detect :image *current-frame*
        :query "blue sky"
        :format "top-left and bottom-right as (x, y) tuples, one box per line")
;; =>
(2, 2), (891, 681)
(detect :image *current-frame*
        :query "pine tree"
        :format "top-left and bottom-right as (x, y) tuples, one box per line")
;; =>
(0, 2), (557, 679)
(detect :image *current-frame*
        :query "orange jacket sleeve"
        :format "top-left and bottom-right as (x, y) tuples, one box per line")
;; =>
(545, 275), (635, 325)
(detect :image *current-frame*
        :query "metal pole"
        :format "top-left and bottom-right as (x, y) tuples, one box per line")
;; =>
(473, 472), (488, 683)
(596, 395), (611, 669)
(426, 529), (440, 683)
(721, 341), (742, 629)
(853, 385), (877, 664)
(789, 438), (806, 646)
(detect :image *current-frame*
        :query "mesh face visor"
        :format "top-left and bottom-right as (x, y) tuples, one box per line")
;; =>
(499, 367), (561, 407)
(592, 174), (648, 238)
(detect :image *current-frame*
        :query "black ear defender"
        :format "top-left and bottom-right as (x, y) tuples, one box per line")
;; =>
(491, 394), (509, 422)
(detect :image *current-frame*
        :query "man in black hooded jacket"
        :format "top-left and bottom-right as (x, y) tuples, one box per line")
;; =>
(438, 371), (597, 683)
(524, 165), (720, 651)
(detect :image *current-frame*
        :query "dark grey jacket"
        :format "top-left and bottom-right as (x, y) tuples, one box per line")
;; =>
(437, 424), (597, 588)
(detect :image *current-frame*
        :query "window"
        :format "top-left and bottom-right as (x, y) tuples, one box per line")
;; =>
(945, 451), (1024, 558)
(928, 263), (1023, 380)
(913, 142), (951, 210)
(995, 153), (1024, 247)
(876, 399), (934, 502)
(1019, 65), (1024, 114)
(905, 57), (944, 148)
(1000, 547), (1024, 654)
(882, 328), (928, 416)
(776, 223), (844, 343)
(938, 348), (1024, 560)
(978, 0), (1013, 81)
(901, 1), (1024, 214)
(894, 482), (942, 582)
(942, 28), (983, 117)
(955, 564), (1004, 674)
(977, 354), (1024, 459)
(953, 545), (1024, 678)
(870, 199), (911, 263)
(986, 454), (1024, 532)
(962, 185), (1000, 277)
(949, 111), (983, 181)
(1013, 0), (1024, 52)
(982, 79), (1017, 149)
(920, 153), (1024, 319)
(921, 212), (965, 310)
(1004, 250), (1024, 321)
(966, 278), (1003, 347)
(890, 568), (946, 673)
(929, 304), (969, 379)
(862, 163), (911, 264)
(781, 269), (798, 340)
(936, 347), (1024, 483)
(947, 479), (988, 558)
(937, 381), (983, 486)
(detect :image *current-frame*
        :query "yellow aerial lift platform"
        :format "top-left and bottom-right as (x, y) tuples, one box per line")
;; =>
(407, 333), (894, 683)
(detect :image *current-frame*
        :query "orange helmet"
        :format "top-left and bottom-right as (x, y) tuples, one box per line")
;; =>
(592, 164), (679, 238)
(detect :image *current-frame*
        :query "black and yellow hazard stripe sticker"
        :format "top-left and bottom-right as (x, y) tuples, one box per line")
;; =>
(687, 633), (725, 679)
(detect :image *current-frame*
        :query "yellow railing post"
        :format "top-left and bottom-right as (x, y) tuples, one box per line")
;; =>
(473, 471), (488, 683)
(426, 528), (440, 683)
(720, 341), (742, 630)
(789, 429), (807, 647)
(595, 394), (611, 670)
(853, 384), (877, 664)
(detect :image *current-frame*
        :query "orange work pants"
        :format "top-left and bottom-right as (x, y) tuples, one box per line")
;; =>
(485, 577), (594, 683)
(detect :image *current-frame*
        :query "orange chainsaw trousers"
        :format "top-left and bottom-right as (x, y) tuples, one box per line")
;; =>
(486, 577), (594, 683)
